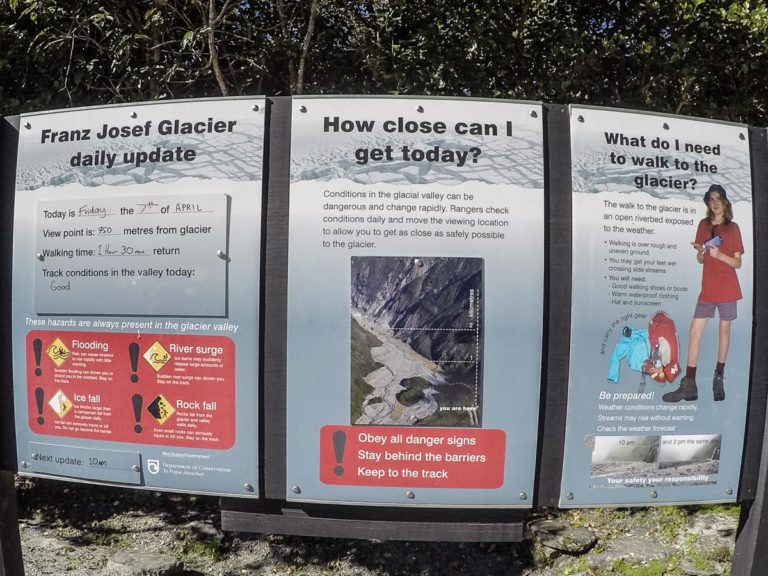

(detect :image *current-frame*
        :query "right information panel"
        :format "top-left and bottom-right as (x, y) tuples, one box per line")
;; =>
(562, 106), (754, 506)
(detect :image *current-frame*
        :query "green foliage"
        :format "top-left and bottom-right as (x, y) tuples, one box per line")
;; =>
(611, 559), (672, 576)
(649, 506), (691, 543)
(2, 0), (768, 123)
(1, 0), (286, 113)
(696, 503), (741, 517)
(558, 555), (591, 574)
(537, 506), (735, 576)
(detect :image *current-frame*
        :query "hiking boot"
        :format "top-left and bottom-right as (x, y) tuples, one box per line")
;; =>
(662, 376), (698, 402)
(713, 371), (725, 402)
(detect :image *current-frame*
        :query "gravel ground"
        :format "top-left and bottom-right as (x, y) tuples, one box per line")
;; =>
(15, 477), (540, 576)
(14, 476), (741, 576)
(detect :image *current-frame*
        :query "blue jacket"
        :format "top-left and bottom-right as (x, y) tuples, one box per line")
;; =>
(607, 328), (650, 382)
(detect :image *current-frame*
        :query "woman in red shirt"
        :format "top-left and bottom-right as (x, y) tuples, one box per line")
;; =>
(663, 184), (743, 403)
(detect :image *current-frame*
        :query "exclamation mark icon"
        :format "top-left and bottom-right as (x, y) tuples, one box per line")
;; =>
(33, 338), (43, 376)
(132, 394), (143, 433)
(332, 430), (347, 476)
(34, 387), (45, 425)
(129, 343), (140, 383)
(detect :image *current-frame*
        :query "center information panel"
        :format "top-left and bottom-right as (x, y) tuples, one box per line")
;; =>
(13, 98), (264, 497)
(286, 97), (544, 506)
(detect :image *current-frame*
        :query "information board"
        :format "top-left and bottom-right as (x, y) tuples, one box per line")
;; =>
(34, 193), (228, 316)
(286, 97), (544, 506)
(13, 98), (264, 496)
(562, 106), (753, 506)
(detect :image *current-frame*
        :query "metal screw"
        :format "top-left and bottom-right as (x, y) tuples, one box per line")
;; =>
(216, 250), (227, 260)
(31, 453), (39, 460)
(662, 123), (670, 130)
(577, 115), (584, 123)
(130, 111), (138, 119)
(413, 258), (423, 267)
(20, 461), (28, 469)
(650, 491), (658, 498)
(36, 253), (45, 262)
(291, 485), (301, 494)
(739, 133), (746, 140)
(132, 464), (140, 472)
(726, 487), (734, 495)
(299, 105), (307, 113)
(406, 491), (415, 499)
(529, 109), (538, 118)
(243, 483), (254, 492)
(252, 104), (260, 112)
(566, 492), (574, 500)
(519, 492), (528, 501)
(24, 122), (31, 130)
(415, 105), (424, 113)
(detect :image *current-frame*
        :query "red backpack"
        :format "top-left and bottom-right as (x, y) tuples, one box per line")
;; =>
(642, 311), (680, 383)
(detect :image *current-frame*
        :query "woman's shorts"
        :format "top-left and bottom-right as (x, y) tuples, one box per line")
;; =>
(694, 300), (737, 321)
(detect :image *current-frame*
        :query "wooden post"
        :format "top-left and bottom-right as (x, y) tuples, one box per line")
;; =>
(729, 127), (768, 576)
(0, 471), (23, 576)
(0, 117), (24, 575)
(535, 104), (572, 506)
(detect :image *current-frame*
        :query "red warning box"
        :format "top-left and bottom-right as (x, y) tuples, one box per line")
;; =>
(319, 425), (505, 488)
(27, 330), (235, 449)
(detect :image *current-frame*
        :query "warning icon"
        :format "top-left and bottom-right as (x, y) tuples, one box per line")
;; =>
(46, 338), (70, 367)
(143, 341), (171, 372)
(147, 394), (175, 424)
(48, 389), (73, 418)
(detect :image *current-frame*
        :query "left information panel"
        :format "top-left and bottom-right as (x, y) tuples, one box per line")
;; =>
(13, 99), (264, 496)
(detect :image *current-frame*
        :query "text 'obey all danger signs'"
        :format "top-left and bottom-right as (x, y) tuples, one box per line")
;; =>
(320, 426), (505, 488)
(27, 331), (235, 449)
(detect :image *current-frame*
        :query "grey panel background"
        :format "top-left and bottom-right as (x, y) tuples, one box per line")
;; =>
(284, 96), (545, 507)
(562, 106), (754, 507)
(12, 99), (264, 497)
(527, 109), (768, 512)
(5, 97), (768, 554)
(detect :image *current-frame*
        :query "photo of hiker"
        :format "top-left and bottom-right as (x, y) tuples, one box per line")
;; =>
(663, 184), (744, 403)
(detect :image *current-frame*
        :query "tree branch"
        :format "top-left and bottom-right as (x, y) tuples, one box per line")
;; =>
(295, 0), (319, 95)
(276, 0), (298, 92)
(207, 0), (229, 96)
